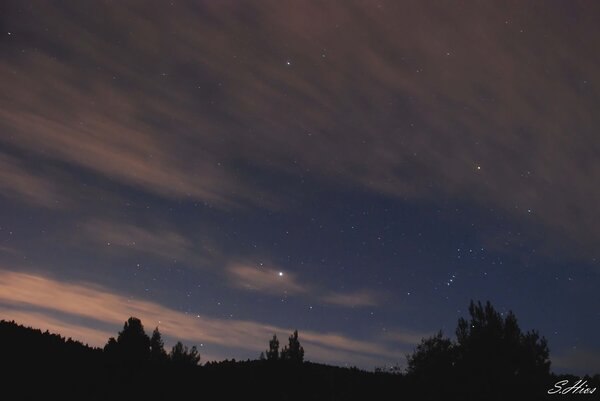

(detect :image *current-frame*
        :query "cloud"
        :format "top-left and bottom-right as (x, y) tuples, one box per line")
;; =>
(552, 347), (600, 376)
(79, 222), (383, 308)
(379, 329), (434, 347)
(0, 245), (20, 256)
(227, 262), (383, 308)
(0, 153), (64, 208)
(80, 219), (198, 262)
(227, 263), (308, 295)
(0, 102), (237, 207)
(320, 290), (382, 308)
(0, 308), (114, 347)
(1, 1), (599, 257)
(0, 269), (405, 366)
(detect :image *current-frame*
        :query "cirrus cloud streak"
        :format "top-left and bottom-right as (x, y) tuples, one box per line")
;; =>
(0, 268), (408, 367)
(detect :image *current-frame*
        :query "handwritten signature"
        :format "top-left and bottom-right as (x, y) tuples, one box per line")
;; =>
(548, 379), (597, 395)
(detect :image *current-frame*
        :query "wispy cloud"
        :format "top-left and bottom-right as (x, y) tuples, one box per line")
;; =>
(0, 245), (20, 256)
(1, 2), (599, 256)
(0, 308), (114, 347)
(552, 347), (600, 375)
(227, 263), (308, 295)
(0, 106), (236, 206)
(0, 154), (63, 208)
(80, 219), (198, 262)
(320, 290), (382, 308)
(0, 269), (405, 366)
(379, 329), (434, 347)
(227, 262), (384, 308)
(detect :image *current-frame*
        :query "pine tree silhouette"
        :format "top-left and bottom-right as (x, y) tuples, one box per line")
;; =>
(105, 317), (150, 366)
(169, 341), (200, 367)
(406, 300), (551, 399)
(149, 327), (168, 364)
(266, 334), (279, 361)
(281, 330), (304, 363)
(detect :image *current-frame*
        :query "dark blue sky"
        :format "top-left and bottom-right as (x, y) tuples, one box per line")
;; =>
(0, 1), (598, 373)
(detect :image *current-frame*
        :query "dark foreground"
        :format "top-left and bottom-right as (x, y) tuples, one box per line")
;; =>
(1, 320), (597, 400)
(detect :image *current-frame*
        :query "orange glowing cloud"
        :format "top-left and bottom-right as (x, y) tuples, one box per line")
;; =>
(0, 269), (410, 366)
(227, 263), (385, 308)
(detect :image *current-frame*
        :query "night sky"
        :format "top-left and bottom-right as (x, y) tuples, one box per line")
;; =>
(1, 1), (599, 374)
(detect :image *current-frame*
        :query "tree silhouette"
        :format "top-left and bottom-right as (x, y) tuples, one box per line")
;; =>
(104, 336), (118, 354)
(281, 330), (304, 363)
(105, 317), (150, 366)
(149, 327), (168, 364)
(266, 334), (280, 361)
(406, 300), (551, 398)
(406, 330), (455, 378)
(169, 341), (200, 367)
(406, 330), (457, 398)
(455, 300), (550, 396)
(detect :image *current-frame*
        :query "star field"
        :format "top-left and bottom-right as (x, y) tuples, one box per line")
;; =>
(0, 1), (599, 373)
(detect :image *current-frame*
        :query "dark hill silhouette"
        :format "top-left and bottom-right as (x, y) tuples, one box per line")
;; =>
(1, 300), (598, 400)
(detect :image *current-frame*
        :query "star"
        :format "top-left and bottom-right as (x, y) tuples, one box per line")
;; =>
(278, 271), (284, 277)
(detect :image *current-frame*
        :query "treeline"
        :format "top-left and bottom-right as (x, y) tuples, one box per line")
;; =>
(259, 330), (304, 362)
(103, 317), (200, 368)
(1, 301), (598, 400)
